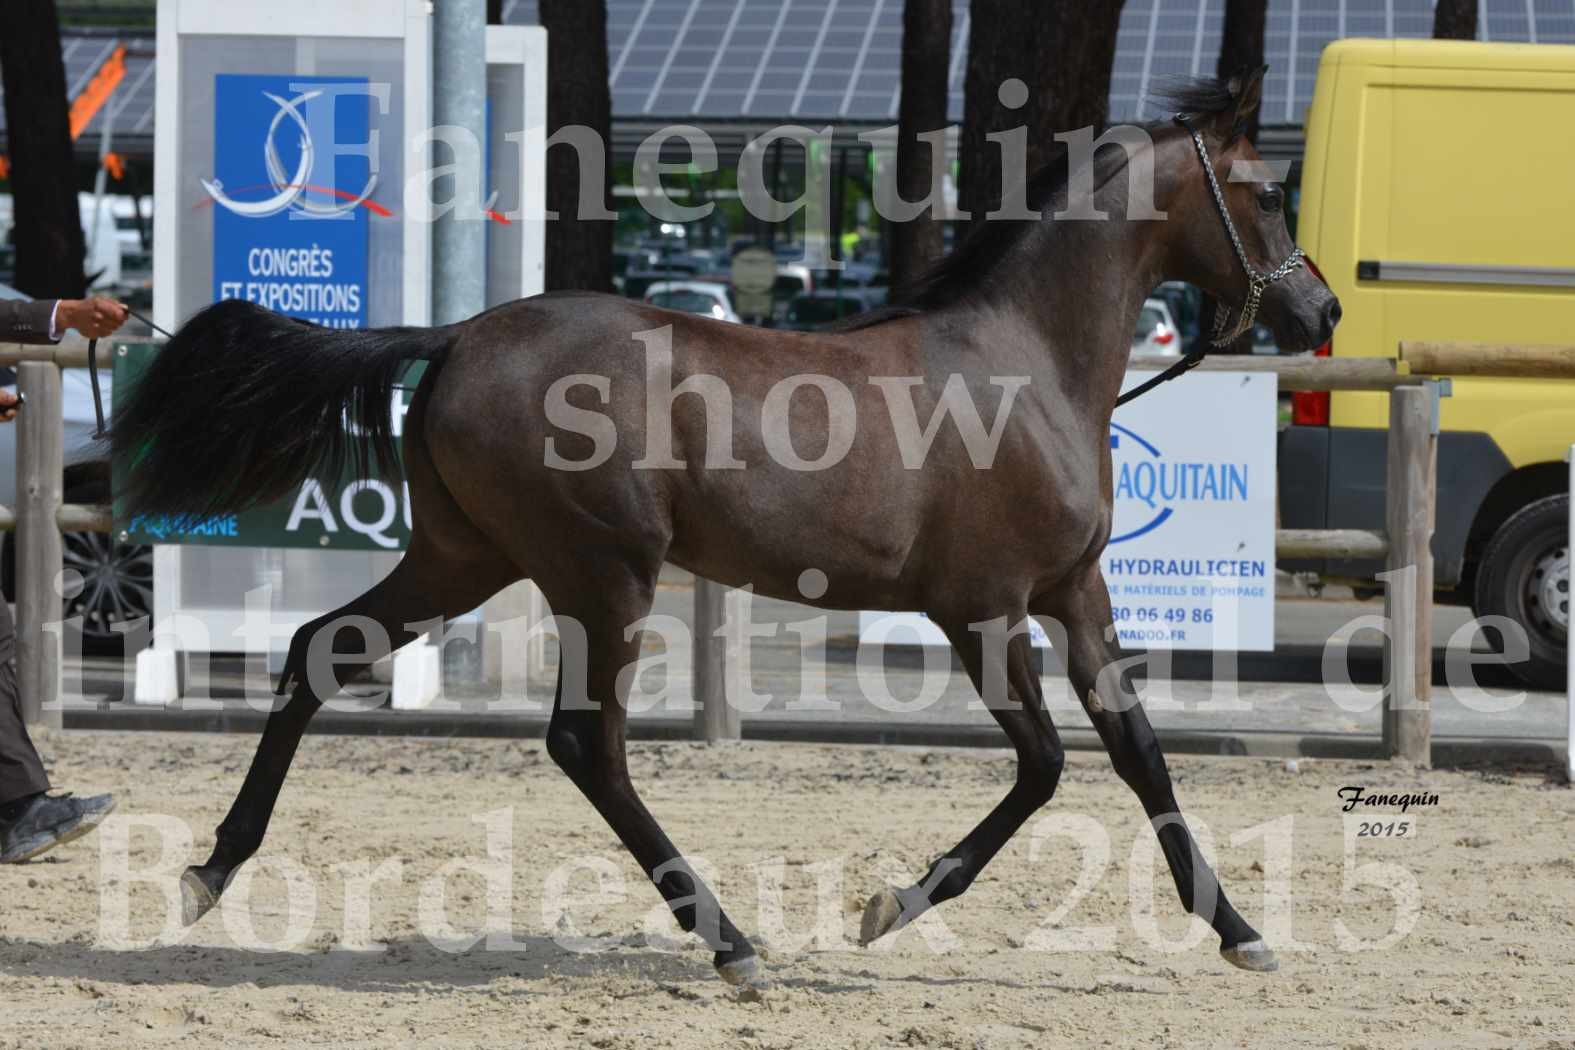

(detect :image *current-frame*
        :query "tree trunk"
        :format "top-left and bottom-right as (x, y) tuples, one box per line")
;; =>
(1433, 0), (1478, 40)
(538, 0), (614, 293)
(1033, 1), (1126, 142)
(0, 0), (86, 299)
(958, 0), (1034, 228)
(959, 0), (1126, 228)
(1203, 0), (1268, 353)
(889, 0), (952, 295)
(1216, 0), (1267, 143)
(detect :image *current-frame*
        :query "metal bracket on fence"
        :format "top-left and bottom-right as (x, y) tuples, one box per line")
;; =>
(1427, 378), (1451, 435)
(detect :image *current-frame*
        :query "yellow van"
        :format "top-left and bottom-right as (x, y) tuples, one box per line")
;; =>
(1281, 39), (1574, 689)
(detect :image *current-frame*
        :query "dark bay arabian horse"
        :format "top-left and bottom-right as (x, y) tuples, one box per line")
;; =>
(113, 70), (1338, 988)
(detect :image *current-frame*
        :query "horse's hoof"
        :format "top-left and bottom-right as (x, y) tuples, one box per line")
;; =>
(859, 887), (903, 946)
(1221, 939), (1280, 972)
(717, 953), (769, 995)
(180, 868), (220, 927)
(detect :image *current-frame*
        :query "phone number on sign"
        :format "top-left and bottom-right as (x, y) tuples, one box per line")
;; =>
(1111, 606), (1214, 625)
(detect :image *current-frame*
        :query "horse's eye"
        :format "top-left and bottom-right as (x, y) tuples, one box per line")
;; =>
(1258, 188), (1284, 214)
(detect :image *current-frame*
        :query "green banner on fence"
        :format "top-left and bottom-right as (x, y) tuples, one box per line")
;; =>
(112, 341), (413, 552)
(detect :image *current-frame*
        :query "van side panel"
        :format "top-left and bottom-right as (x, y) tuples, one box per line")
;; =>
(1329, 47), (1575, 451)
(1284, 40), (1575, 589)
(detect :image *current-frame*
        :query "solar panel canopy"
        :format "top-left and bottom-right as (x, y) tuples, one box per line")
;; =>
(500, 0), (1575, 124)
(5, 0), (1575, 149)
(5, 34), (159, 143)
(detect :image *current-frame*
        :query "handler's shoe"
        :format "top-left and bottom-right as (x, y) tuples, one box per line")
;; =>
(0, 791), (117, 864)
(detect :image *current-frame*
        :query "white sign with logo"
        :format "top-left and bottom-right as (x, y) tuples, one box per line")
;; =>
(858, 369), (1277, 651)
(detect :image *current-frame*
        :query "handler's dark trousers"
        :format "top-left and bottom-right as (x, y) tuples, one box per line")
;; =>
(0, 599), (49, 805)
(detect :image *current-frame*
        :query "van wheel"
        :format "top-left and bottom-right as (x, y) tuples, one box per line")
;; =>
(1472, 494), (1568, 691)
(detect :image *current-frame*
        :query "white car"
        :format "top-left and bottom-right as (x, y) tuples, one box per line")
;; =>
(644, 280), (741, 323)
(1132, 298), (1181, 357)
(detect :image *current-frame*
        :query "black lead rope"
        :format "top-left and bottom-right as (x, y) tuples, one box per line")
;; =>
(126, 306), (176, 339)
(87, 337), (106, 438)
(86, 306), (176, 439)
(1114, 347), (1207, 408)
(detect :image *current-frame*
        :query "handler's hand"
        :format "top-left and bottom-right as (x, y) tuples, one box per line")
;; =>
(58, 297), (130, 339)
(0, 390), (18, 424)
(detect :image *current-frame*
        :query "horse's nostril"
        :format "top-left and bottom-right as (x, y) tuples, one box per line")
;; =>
(1324, 298), (1343, 326)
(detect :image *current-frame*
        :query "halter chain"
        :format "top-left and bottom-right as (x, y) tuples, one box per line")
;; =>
(1177, 114), (1306, 347)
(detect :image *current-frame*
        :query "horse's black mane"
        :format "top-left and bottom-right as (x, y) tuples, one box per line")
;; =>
(836, 74), (1247, 331)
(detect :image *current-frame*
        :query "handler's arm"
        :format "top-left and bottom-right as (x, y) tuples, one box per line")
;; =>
(1, 297), (129, 344)
(0, 298), (61, 345)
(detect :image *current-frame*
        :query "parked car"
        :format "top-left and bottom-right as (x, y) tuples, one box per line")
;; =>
(1249, 323), (1281, 356)
(611, 250), (636, 293)
(622, 259), (702, 301)
(809, 264), (890, 306)
(773, 263), (814, 297)
(781, 289), (883, 330)
(1149, 281), (1203, 354)
(1131, 298), (1181, 356)
(1282, 38), (1574, 689)
(0, 282), (150, 652)
(643, 280), (741, 323)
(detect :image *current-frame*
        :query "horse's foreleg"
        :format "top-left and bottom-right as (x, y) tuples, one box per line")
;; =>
(541, 568), (763, 989)
(1044, 568), (1276, 972)
(179, 547), (514, 926)
(861, 616), (1064, 945)
(178, 676), (322, 925)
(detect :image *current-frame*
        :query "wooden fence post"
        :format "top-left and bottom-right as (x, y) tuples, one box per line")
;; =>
(17, 362), (63, 729)
(1382, 383), (1437, 766)
(692, 576), (740, 742)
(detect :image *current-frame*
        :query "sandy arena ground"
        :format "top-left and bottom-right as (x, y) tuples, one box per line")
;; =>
(0, 728), (1571, 1049)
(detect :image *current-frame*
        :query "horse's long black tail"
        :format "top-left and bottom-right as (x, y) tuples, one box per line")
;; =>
(111, 299), (458, 521)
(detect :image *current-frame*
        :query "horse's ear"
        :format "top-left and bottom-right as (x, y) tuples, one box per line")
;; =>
(1224, 65), (1267, 140)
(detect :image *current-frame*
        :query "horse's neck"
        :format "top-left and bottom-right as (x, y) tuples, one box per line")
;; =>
(970, 217), (1162, 417)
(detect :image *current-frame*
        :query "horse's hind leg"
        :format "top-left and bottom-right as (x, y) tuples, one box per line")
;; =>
(533, 558), (763, 989)
(179, 539), (516, 925)
(1040, 565), (1276, 972)
(861, 612), (1065, 944)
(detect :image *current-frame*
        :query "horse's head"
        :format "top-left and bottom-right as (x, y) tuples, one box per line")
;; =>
(1164, 68), (1340, 352)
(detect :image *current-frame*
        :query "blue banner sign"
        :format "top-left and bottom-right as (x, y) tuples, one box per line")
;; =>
(207, 74), (373, 328)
